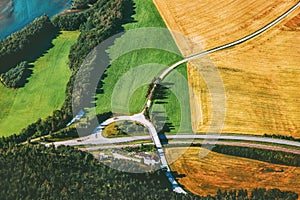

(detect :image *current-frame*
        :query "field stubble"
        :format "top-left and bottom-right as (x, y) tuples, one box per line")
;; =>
(166, 147), (300, 196)
(154, 0), (300, 137)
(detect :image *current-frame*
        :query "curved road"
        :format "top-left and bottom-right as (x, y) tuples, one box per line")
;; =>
(52, 126), (300, 150)
(52, 2), (300, 195)
(50, 114), (300, 194)
(159, 1), (300, 80)
(145, 1), (300, 114)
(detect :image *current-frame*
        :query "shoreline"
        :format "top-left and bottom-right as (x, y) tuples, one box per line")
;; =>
(0, 0), (72, 39)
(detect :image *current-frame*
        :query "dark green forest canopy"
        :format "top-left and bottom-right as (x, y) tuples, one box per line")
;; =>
(0, 61), (30, 88)
(0, 144), (297, 200)
(0, 15), (58, 73)
(0, 144), (197, 199)
(0, 0), (130, 141)
(0, 0), (299, 199)
(72, 0), (97, 9)
(209, 145), (300, 167)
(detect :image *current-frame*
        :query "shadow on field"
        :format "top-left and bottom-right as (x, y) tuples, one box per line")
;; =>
(150, 110), (175, 145)
(95, 71), (108, 95)
(0, 29), (60, 74)
(152, 82), (174, 102)
(173, 171), (186, 179)
(94, 0), (136, 98)
(17, 63), (34, 88)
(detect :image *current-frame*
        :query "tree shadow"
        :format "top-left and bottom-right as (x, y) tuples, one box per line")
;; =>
(152, 82), (174, 102)
(150, 111), (175, 145)
(0, 27), (60, 74)
(149, 82), (176, 144)
(95, 67), (109, 95)
(109, 0), (136, 35)
(26, 30), (60, 62)
(97, 111), (113, 123)
(158, 122), (175, 145)
(94, 0), (136, 100)
(121, 0), (137, 25)
(16, 63), (34, 88)
(172, 171), (186, 178)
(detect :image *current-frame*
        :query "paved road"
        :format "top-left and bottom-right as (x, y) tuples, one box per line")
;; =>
(51, 2), (300, 195)
(51, 114), (187, 193)
(50, 117), (300, 194)
(159, 1), (300, 80)
(51, 133), (300, 150)
(79, 141), (300, 155)
(100, 114), (187, 194)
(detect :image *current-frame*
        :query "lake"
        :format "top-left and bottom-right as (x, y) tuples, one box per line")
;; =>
(0, 0), (71, 39)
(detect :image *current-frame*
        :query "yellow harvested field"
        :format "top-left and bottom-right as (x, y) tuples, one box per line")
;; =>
(153, 0), (299, 53)
(166, 147), (300, 196)
(154, 0), (300, 137)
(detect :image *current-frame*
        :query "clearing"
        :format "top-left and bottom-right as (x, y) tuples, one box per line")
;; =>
(95, 0), (192, 133)
(0, 31), (79, 136)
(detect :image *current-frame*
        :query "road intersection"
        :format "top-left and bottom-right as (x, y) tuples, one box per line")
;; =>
(51, 1), (300, 194)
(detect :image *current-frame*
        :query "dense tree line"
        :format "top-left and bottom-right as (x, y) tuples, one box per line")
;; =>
(0, 15), (58, 73)
(68, 0), (130, 72)
(1, 2), (298, 198)
(52, 11), (88, 31)
(263, 134), (300, 142)
(59, 0), (133, 135)
(72, 0), (97, 9)
(0, 61), (29, 88)
(208, 145), (300, 167)
(0, 110), (70, 148)
(215, 188), (298, 200)
(0, 0), (127, 145)
(0, 144), (297, 200)
(49, 128), (79, 140)
(0, 144), (198, 199)
(122, 144), (156, 153)
(0, 110), (112, 149)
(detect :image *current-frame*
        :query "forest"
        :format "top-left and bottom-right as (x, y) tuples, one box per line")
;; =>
(209, 145), (300, 167)
(0, 0), (299, 198)
(0, 143), (297, 200)
(0, 0), (128, 145)
(0, 15), (57, 73)
(0, 61), (29, 88)
(263, 134), (300, 142)
(72, 0), (98, 9)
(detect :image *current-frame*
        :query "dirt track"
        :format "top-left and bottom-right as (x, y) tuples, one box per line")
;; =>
(154, 0), (300, 137)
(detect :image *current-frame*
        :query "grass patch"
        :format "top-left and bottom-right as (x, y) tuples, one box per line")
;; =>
(0, 31), (79, 136)
(95, 0), (192, 134)
(102, 120), (149, 138)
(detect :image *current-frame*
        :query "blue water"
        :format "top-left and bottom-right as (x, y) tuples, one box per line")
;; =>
(0, 0), (71, 39)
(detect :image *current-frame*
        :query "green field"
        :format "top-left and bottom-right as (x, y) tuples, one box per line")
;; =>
(0, 31), (79, 136)
(95, 0), (192, 133)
